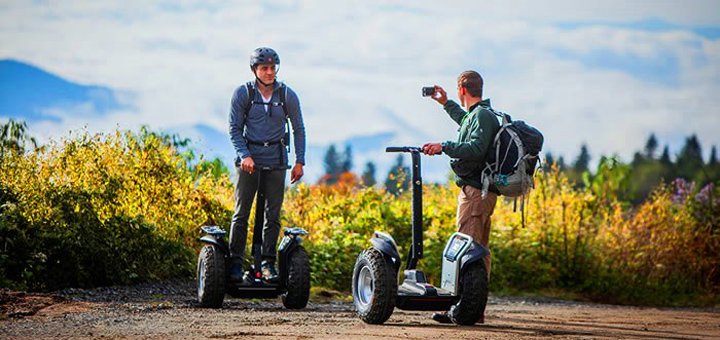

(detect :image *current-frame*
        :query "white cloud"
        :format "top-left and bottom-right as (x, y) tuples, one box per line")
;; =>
(1, 0), (719, 183)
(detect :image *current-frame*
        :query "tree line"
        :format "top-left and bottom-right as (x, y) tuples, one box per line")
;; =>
(318, 144), (410, 196)
(321, 133), (719, 203)
(545, 133), (718, 203)
(2, 119), (717, 203)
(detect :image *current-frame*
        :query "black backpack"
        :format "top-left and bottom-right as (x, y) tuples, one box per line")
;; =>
(482, 110), (544, 225)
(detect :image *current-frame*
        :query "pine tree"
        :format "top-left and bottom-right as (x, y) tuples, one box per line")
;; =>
(322, 144), (341, 184)
(361, 161), (377, 187)
(573, 144), (591, 173)
(676, 134), (703, 180)
(709, 146), (720, 184)
(709, 146), (717, 166)
(632, 151), (645, 166)
(659, 145), (672, 165)
(544, 152), (555, 170)
(557, 156), (567, 171)
(644, 133), (658, 159)
(341, 144), (353, 173)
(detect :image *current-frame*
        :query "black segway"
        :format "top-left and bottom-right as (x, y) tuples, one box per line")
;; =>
(352, 146), (489, 325)
(196, 166), (310, 309)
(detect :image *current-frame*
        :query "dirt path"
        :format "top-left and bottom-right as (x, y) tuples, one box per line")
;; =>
(1, 281), (718, 339)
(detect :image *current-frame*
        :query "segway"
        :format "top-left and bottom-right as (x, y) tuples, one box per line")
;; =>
(196, 166), (310, 309)
(352, 146), (489, 325)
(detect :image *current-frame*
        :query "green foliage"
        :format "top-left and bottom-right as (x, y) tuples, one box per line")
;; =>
(0, 127), (232, 290)
(384, 154), (410, 196)
(284, 161), (718, 307)
(556, 134), (719, 204)
(195, 157), (231, 180)
(0, 119), (39, 158)
(2, 122), (717, 308)
(361, 161), (377, 187)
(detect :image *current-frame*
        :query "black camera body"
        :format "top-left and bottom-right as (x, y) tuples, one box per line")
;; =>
(421, 86), (435, 97)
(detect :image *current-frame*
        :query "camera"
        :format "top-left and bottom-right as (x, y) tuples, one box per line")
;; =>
(422, 86), (435, 97)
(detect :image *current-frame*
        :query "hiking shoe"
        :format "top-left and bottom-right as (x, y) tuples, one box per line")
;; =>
(431, 312), (485, 324)
(261, 260), (279, 283)
(229, 262), (245, 283)
(431, 312), (452, 324)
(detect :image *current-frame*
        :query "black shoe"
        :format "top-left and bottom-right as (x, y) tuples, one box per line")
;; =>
(229, 262), (245, 283)
(261, 260), (279, 283)
(431, 312), (452, 324)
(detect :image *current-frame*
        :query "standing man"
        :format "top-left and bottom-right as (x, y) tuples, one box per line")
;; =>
(228, 47), (306, 283)
(422, 70), (500, 324)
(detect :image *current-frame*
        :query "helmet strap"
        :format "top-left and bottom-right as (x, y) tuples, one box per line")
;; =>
(255, 77), (276, 87)
(252, 65), (280, 88)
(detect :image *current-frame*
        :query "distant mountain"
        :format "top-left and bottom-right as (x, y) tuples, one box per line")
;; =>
(0, 59), (125, 122)
(345, 131), (396, 153)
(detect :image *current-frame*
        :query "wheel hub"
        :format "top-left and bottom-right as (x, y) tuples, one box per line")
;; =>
(197, 258), (206, 300)
(356, 265), (374, 307)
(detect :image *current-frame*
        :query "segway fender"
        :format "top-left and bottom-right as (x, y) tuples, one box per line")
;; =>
(460, 241), (490, 273)
(199, 235), (229, 254)
(278, 230), (306, 291)
(370, 237), (399, 261)
(279, 227), (307, 253)
(370, 231), (401, 271)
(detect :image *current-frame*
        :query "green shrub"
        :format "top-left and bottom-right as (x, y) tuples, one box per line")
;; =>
(1, 124), (717, 307)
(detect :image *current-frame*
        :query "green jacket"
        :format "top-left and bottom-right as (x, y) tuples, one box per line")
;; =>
(441, 98), (500, 189)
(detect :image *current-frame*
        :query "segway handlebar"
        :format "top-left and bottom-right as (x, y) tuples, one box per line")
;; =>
(385, 146), (422, 153)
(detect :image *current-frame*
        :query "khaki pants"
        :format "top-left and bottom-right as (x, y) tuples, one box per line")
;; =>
(457, 185), (497, 279)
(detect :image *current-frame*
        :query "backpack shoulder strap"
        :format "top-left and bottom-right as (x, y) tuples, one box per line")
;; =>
(278, 82), (289, 120)
(277, 82), (292, 156)
(488, 107), (512, 126)
(244, 81), (255, 119)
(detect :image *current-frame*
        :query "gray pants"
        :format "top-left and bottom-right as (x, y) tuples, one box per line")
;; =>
(229, 168), (286, 264)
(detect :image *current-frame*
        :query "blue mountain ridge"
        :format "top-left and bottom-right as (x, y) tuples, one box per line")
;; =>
(0, 59), (126, 122)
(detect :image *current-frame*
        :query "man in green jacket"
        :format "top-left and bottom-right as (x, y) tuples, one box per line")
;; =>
(422, 70), (500, 324)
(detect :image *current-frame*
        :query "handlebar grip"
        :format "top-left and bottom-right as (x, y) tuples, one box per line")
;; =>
(385, 146), (422, 153)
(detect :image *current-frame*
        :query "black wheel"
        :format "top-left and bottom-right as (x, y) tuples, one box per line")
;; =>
(449, 260), (488, 325)
(282, 247), (311, 309)
(352, 248), (397, 324)
(197, 245), (226, 308)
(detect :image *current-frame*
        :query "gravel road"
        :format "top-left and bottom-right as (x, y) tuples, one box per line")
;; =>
(1, 279), (718, 339)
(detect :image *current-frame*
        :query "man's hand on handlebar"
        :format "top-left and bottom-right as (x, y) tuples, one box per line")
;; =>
(422, 143), (442, 155)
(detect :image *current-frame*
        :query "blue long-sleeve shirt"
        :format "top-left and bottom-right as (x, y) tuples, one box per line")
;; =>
(228, 81), (306, 167)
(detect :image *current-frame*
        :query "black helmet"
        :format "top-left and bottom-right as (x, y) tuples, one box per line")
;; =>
(250, 47), (280, 68)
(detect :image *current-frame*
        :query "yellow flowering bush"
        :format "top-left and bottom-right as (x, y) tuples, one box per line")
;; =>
(1, 127), (717, 306)
(0, 128), (233, 290)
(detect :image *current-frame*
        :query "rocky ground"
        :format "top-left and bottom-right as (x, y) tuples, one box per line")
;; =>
(1, 279), (718, 339)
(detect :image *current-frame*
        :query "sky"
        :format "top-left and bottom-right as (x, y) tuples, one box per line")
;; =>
(1, 0), (719, 183)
